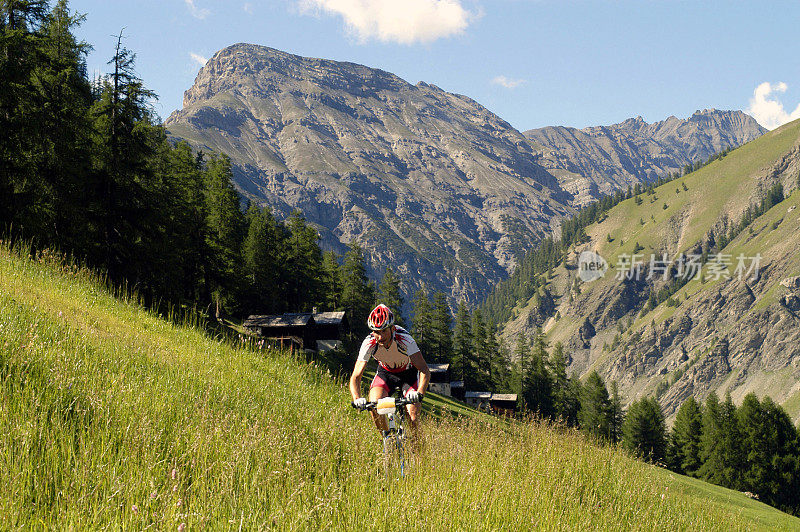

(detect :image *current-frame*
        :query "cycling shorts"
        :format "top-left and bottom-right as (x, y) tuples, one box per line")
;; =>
(370, 365), (419, 397)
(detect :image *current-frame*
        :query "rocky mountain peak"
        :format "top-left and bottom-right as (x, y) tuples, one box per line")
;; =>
(524, 109), (766, 205)
(166, 44), (569, 307)
(179, 43), (408, 111)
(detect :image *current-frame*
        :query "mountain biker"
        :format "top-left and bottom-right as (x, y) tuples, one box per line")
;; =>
(350, 304), (430, 446)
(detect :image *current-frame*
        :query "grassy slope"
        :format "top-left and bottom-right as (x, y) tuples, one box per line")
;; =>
(1, 247), (798, 530)
(531, 119), (800, 393)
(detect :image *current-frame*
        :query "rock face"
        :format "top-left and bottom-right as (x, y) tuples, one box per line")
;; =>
(165, 43), (766, 308)
(166, 44), (571, 306)
(525, 111), (767, 206)
(503, 119), (800, 422)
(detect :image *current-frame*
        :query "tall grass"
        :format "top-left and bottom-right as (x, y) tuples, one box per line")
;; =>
(0, 243), (795, 530)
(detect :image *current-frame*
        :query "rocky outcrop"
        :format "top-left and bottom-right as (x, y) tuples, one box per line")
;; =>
(166, 44), (572, 306)
(166, 44), (767, 308)
(525, 111), (767, 206)
(504, 119), (800, 422)
(578, 317), (596, 349)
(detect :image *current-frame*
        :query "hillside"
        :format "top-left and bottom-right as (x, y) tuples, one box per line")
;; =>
(164, 45), (763, 308)
(525, 110), (766, 206)
(502, 118), (800, 422)
(165, 43), (572, 306)
(3, 246), (798, 528)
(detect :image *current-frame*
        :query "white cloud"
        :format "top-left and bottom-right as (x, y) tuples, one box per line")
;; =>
(747, 81), (800, 130)
(491, 75), (524, 89)
(244, 3), (254, 14)
(298, 0), (476, 45)
(185, 0), (210, 19)
(190, 52), (208, 66)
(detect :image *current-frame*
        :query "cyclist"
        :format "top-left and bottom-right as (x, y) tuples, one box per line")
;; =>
(350, 304), (430, 446)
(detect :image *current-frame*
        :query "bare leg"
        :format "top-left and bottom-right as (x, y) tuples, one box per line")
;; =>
(368, 386), (388, 432)
(406, 402), (424, 454)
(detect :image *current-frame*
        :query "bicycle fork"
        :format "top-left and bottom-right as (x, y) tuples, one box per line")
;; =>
(381, 413), (405, 479)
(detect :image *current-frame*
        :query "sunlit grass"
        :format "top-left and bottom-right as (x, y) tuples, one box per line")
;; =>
(1, 243), (797, 530)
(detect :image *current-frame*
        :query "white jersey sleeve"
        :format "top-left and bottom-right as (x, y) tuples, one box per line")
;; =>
(356, 335), (378, 362)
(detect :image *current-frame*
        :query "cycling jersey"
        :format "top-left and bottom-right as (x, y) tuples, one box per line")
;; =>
(356, 326), (420, 372)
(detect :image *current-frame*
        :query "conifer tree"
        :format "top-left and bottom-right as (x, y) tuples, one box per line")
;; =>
(580, 371), (611, 441)
(719, 393), (745, 489)
(430, 291), (453, 363)
(484, 320), (502, 388)
(523, 328), (553, 417)
(167, 143), (209, 303)
(738, 394), (768, 496)
(377, 268), (405, 327)
(452, 301), (472, 382)
(609, 381), (625, 444)
(470, 309), (488, 389)
(698, 392), (726, 484)
(548, 342), (579, 426)
(242, 203), (282, 313)
(669, 396), (703, 476)
(90, 31), (164, 283)
(203, 153), (246, 314)
(0, 0), (50, 233)
(411, 288), (433, 356)
(33, 0), (93, 249)
(321, 251), (342, 311)
(622, 397), (666, 462)
(340, 241), (374, 342)
(735, 394), (800, 510)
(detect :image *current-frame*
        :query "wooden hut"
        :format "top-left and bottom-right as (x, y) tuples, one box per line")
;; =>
(464, 391), (492, 410)
(243, 313), (316, 352)
(427, 363), (451, 396)
(489, 394), (518, 416)
(311, 311), (347, 351)
(243, 311), (346, 352)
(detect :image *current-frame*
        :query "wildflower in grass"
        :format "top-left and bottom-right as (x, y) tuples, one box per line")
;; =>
(132, 505), (138, 514)
(172, 468), (178, 480)
(177, 498), (182, 507)
(178, 524), (186, 532)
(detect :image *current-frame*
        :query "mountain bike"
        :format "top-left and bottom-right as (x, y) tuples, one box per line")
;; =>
(353, 395), (416, 479)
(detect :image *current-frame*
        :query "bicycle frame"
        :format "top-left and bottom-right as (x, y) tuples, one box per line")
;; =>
(354, 394), (413, 479)
(381, 401), (406, 479)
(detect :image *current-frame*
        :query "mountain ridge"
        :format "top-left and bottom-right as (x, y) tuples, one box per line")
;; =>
(166, 43), (571, 306)
(502, 118), (800, 423)
(525, 109), (766, 206)
(166, 43), (765, 308)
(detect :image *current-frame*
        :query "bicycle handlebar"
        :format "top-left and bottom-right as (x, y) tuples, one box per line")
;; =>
(351, 395), (421, 411)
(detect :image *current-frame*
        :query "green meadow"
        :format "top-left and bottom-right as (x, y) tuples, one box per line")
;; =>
(2, 243), (798, 530)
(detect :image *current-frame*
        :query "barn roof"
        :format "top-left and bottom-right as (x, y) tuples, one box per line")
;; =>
(464, 391), (492, 400)
(243, 313), (314, 328)
(314, 311), (346, 325)
(491, 394), (518, 402)
(244, 312), (346, 329)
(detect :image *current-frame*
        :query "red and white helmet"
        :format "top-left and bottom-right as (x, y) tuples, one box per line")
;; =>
(367, 304), (395, 331)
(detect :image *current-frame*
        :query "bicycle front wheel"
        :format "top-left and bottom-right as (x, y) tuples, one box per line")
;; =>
(395, 433), (406, 479)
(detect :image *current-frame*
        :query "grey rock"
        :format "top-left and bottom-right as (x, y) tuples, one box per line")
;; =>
(525, 110), (766, 206)
(166, 44), (572, 307)
(780, 276), (800, 292)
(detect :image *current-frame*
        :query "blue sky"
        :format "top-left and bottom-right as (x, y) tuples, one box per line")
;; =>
(71, 0), (800, 131)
